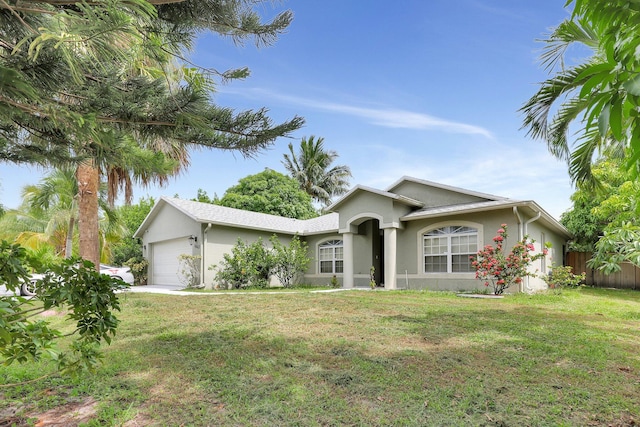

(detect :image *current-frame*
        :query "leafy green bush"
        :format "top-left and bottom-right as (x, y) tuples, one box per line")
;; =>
(212, 236), (311, 289)
(0, 241), (126, 378)
(270, 235), (309, 288)
(544, 265), (586, 289)
(125, 256), (148, 286)
(329, 275), (340, 288)
(212, 238), (274, 289)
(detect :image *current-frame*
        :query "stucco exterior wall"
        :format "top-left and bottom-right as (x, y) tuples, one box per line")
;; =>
(521, 220), (566, 292)
(389, 181), (487, 208)
(336, 192), (410, 231)
(141, 202), (201, 246)
(202, 225), (294, 288)
(397, 212), (488, 291)
(391, 209), (568, 293)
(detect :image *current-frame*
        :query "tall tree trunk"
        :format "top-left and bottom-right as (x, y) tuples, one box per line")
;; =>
(77, 160), (100, 270)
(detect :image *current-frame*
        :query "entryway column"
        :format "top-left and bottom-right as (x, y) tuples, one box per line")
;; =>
(343, 232), (354, 288)
(384, 227), (397, 289)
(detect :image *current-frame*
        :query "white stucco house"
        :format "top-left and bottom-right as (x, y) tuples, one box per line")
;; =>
(134, 176), (571, 292)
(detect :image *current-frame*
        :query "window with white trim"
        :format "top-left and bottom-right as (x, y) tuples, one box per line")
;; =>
(319, 240), (343, 274)
(423, 226), (478, 273)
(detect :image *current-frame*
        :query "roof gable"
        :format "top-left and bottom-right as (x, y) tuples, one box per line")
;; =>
(386, 176), (507, 207)
(326, 184), (424, 212)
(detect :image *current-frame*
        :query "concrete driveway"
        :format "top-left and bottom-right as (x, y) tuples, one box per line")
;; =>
(125, 284), (189, 295)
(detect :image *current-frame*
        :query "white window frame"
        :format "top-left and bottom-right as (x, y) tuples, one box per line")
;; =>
(318, 239), (344, 274)
(417, 222), (482, 276)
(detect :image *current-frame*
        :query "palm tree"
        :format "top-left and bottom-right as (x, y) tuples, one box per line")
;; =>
(1, 1), (304, 269)
(520, 19), (611, 184)
(0, 168), (125, 262)
(521, 10), (640, 185)
(282, 136), (352, 207)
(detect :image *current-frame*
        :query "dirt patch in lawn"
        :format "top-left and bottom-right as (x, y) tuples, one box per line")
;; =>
(24, 397), (99, 427)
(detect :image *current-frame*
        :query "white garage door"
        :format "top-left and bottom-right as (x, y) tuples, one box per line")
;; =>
(151, 238), (194, 286)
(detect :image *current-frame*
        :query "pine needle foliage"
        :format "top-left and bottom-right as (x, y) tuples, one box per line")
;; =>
(0, 0), (304, 265)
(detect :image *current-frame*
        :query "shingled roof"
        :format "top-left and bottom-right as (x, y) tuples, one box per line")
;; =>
(135, 197), (338, 237)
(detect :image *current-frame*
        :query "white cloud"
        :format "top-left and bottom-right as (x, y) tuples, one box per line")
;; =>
(222, 87), (493, 138)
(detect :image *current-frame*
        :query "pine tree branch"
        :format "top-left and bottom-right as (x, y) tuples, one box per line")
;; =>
(0, 0), (36, 31)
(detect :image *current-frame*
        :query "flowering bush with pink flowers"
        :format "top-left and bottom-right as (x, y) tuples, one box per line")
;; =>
(471, 224), (549, 295)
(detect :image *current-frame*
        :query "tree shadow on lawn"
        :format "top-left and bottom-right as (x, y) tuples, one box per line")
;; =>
(383, 306), (640, 418)
(122, 310), (640, 427)
(386, 304), (638, 365)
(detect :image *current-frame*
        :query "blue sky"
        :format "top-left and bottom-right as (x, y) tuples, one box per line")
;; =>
(0, 1), (577, 219)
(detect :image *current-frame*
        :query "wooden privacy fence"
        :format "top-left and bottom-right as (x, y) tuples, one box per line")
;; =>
(566, 252), (639, 290)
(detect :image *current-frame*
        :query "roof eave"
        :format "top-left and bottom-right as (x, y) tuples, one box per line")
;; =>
(301, 228), (340, 236)
(401, 200), (571, 239)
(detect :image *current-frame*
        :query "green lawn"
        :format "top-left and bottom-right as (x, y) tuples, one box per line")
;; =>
(1, 288), (639, 426)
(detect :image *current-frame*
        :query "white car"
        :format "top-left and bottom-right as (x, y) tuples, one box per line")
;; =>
(17, 265), (134, 296)
(100, 264), (135, 285)
(18, 273), (42, 297)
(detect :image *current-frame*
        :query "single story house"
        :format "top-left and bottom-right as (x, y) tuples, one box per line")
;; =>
(134, 176), (571, 292)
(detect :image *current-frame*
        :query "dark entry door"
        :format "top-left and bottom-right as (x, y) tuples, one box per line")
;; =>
(371, 220), (384, 286)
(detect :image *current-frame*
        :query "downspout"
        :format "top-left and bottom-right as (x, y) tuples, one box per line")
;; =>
(523, 210), (542, 293)
(513, 206), (542, 292)
(524, 211), (542, 237)
(201, 223), (212, 288)
(513, 207), (524, 292)
(513, 206), (524, 241)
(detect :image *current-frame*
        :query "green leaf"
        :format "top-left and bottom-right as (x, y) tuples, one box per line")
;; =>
(623, 73), (640, 96)
(580, 71), (612, 98)
(575, 62), (614, 82)
(586, 93), (609, 129)
(626, 124), (640, 168)
(609, 97), (623, 140)
(598, 103), (610, 137)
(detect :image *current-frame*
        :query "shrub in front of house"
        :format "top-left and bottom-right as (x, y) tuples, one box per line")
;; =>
(269, 235), (309, 288)
(212, 238), (274, 289)
(212, 236), (310, 289)
(543, 265), (586, 289)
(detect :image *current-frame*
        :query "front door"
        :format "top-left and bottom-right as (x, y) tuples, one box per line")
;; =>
(371, 220), (384, 286)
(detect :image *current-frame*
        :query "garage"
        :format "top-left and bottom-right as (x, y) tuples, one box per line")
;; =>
(150, 237), (194, 286)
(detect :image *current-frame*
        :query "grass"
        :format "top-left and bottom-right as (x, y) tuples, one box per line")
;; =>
(1, 287), (639, 426)
(182, 284), (338, 293)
